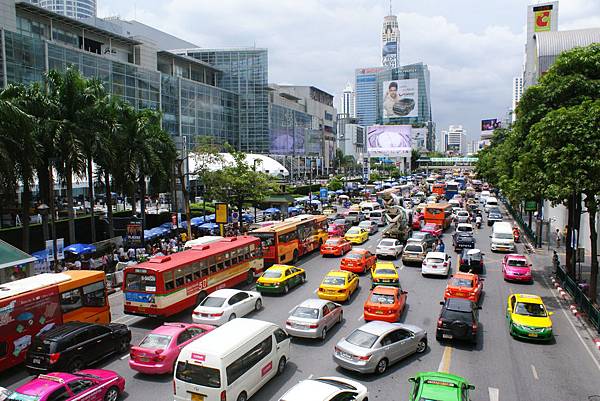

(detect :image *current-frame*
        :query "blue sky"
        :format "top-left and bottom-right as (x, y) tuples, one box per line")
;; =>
(98, 0), (600, 143)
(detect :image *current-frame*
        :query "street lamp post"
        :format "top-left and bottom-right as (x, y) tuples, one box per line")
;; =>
(48, 158), (59, 272)
(37, 204), (49, 243)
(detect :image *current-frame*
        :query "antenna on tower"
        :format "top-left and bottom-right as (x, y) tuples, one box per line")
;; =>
(389, 0), (393, 15)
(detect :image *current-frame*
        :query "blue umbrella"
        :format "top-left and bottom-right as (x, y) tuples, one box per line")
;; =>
(204, 214), (216, 222)
(64, 243), (96, 255)
(143, 230), (157, 240)
(179, 221), (188, 229)
(242, 213), (254, 223)
(335, 189), (344, 194)
(264, 207), (280, 214)
(32, 250), (48, 261)
(288, 206), (300, 213)
(160, 222), (174, 230)
(191, 217), (205, 226)
(199, 223), (219, 229)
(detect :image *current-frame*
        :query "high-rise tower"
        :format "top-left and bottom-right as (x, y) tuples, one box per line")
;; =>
(382, 1), (400, 68)
(30, 0), (97, 19)
(341, 83), (355, 118)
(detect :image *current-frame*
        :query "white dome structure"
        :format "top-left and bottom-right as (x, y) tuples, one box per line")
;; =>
(188, 153), (289, 178)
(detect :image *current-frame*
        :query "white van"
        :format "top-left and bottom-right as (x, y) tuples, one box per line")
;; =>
(174, 319), (290, 401)
(360, 202), (381, 214)
(367, 210), (385, 226)
(484, 197), (499, 212)
(490, 221), (515, 252)
(184, 236), (224, 250)
(480, 190), (491, 204)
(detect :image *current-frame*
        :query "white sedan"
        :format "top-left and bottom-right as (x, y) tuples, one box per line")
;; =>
(375, 238), (404, 259)
(278, 376), (368, 401)
(422, 251), (452, 277)
(192, 289), (262, 325)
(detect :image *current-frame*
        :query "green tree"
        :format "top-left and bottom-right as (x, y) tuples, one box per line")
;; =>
(327, 177), (343, 191)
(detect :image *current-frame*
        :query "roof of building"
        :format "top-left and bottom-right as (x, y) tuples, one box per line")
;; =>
(535, 28), (600, 57)
(187, 153), (289, 178)
(15, 2), (141, 45)
(107, 19), (199, 50)
(0, 239), (36, 271)
(157, 51), (222, 72)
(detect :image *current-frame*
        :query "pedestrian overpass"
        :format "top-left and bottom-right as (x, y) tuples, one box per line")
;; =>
(416, 157), (478, 171)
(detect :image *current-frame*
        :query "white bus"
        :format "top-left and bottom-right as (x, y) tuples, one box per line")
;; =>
(174, 319), (291, 401)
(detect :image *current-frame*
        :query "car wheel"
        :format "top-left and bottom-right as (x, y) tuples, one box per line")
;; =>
(254, 299), (262, 311)
(292, 250), (299, 264)
(375, 358), (388, 374)
(245, 270), (254, 285)
(321, 327), (328, 340)
(416, 339), (427, 353)
(338, 312), (343, 324)
(277, 356), (287, 375)
(300, 274), (306, 284)
(283, 284), (289, 294)
(236, 391), (248, 401)
(229, 313), (237, 321)
(117, 338), (129, 354)
(68, 357), (84, 372)
(104, 386), (119, 401)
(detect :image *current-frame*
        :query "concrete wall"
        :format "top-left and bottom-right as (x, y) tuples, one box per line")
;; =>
(542, 200), (600, 253)
(0, 0), (17, 32)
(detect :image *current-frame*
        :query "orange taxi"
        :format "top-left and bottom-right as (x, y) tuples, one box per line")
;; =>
(363, 285), (408, 322)
(320, 237), (352, 257)
(444, 272), (484, 303)
(340, 248), (376, 274)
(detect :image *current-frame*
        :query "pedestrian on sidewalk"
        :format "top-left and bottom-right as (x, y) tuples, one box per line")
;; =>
(555, 229), (561, 248)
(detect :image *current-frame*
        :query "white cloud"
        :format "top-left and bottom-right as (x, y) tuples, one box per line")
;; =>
(97, 0), (599, 144)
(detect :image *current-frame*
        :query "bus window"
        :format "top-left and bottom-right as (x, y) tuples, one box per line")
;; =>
(175, 269), (185, 287)
(61, 288), (83, 313)
(0, 341), (7, 358)
(164, 271), (175, 291)
(184, 266), (193, 283)
(82, 282), (106, 307)
(254, 233), (275, 248)
(126, 273), (157, 292)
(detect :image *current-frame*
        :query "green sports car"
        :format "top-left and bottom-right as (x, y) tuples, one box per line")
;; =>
(408, 372), (475, 401)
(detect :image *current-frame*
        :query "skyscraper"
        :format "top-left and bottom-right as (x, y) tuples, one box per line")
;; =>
(511, 76), (523, 122)
(382, 5), (400, 68)
(30, 0), (97, 19)
(341, 83), (355, 118)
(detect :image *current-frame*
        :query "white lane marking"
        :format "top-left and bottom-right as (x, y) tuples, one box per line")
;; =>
(357, 314), (364, 321)
(115, 315), (142, 325)
(542, 275), (600, 372)
(308, 374), (313, 379)
(488, 387), (499, 401)
(313, 289), (318, 294)
(530, 364), (539, 380)
(437, 346), (452, 373)
(399, 264), (404, 271)
(120, 354), (129, 360)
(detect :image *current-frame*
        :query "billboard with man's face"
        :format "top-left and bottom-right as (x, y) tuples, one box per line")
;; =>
(366, 125), (412, 155)
(382, 79), (418, 119)
(481, 118), (501, 132)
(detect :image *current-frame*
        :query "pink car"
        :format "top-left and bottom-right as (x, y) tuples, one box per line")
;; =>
(8, 370), (125, 401)
(502, 254), (533, 283)
(422, 223), (443, 237)
(129, 322), (214, 374)
(328, 223), (346, 237)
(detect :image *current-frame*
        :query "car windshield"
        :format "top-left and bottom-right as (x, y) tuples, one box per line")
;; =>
(441, 309), (473, 323)
(200, 297), (226, 307)
(457, 226), (472, 232)
(292, 306), (319, 319)
(515, 302), (547, 317)
(370, 212), (382, 217)
(508, 259), (527, 267)
(345, 253), (362, 260)
(359, 222), (370, 228)
(370, 293), (395, 304)
(334, 219), (346, 225)
(411, 232), (426, 239)
(375, 268), (396, 275)
(325, 239), (341, 245)
(449, 278), (473, 288)
(345, 329), (379, 349)
(496, 233), (514, 239)
(253, 232), (275, 248)
(427, 258), (444, 264)
(378, 240), (396, 247)
(323, 276), (346, 286)
(139, 333), (172, 349)
(7, 393), (38, 401)
(405, 245), (423, 253)
(262, 270), (283, 278)
(176, 361), (221, 388)
(347, 228), (361, 234)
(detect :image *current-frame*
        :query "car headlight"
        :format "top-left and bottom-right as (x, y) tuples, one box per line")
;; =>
(512, 323), (526, 330)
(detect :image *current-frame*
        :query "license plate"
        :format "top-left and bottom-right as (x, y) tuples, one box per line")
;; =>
(528, 333), (538, 337)
(293, 323), (307, 329)
(375, 310), (384, 314)
(139, 357), (149, 362)
(191, 393), (205, 401)
(442, 334), (453, 339)
(339, 352), (352, 359)
(455, 292), (465, 297)
(32, 358), (40, 364)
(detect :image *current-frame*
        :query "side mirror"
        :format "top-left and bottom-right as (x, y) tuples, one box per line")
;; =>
(408, 377), (416, 383)
(468, 384), (475, 390)
(402, 290), (408, 294)
(440, 301), (445, 305)
(477, 306), (482, 310)
(549, 311), (554, 316)
(489, 235), (492, 238)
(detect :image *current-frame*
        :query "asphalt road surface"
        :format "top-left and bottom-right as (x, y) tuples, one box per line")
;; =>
(3, 209), (600, 401)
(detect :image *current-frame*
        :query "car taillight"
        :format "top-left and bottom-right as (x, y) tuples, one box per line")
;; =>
(437, 319), (443, 328)
(472, 322), (478, 333)
(193, 311), (200, 315)
(443, 262), (448, 267)
(358, 355), (371, 361)
(153, 354), (166, 362)
(49, 353), (60, 364)
(308, 324), (318, 329)
(210, 312), (223, 317)
(173, 379), (176, 395)
(220, 390), (227, 401)
(334, 346), (341, 353)
(285, 320), (292, 326)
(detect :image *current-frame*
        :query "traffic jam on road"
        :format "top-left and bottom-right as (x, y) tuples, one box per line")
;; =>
(2, 172), (600, 401)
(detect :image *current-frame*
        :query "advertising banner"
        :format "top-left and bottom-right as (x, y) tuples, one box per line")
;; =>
(126, 220), (142, 245)
(367, 125), (412, 155)
(533, 5), (553, 32)
(45, 240), (54, 262)
(215, 203), (228, 224)
(57, 238), (64, 261)
(481, 118), (501, 132)
(382, 41), (397, 57)
(383, 79), (419, 118)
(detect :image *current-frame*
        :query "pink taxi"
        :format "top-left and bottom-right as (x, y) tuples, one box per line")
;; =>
(502, 254), (533, 283)
(7, 370), (125, 401)
(328, 222), (347, 237)
(422, 223), (443, 237)
(129, 322), (214, 374)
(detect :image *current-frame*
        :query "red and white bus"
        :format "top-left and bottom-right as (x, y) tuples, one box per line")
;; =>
(122, 236), (263, 318)
(0, 271), (110, 373)
(250, 214), (328, 265)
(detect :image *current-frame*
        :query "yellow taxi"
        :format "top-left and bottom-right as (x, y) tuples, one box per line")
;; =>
(344, 226), (369, 244)
(348, 204), (361, 212)
(370, 261), (400, 289)
(317, 270), (359, 302)
(256, 264), (306, 295)
(506, 293), (554, 341)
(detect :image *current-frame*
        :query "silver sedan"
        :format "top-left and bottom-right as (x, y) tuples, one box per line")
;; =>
(333, 321), (427, 374)
(285, 299), (343, 340)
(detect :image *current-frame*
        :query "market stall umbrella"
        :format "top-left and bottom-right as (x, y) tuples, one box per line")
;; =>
(64, 243), (96, 256)
(199, 223), (219, 230)
(338, 195), (349, 200)
(335, 190), (345, 194)
(288, 206), (300, 213)
(264, 208), (281, 214)
(190, 217), (205, 226)
(160, 222), (174, 230)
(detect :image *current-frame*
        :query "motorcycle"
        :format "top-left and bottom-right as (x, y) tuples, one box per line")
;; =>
(476, 219), (482, 229)
(513, 228), (521, 242)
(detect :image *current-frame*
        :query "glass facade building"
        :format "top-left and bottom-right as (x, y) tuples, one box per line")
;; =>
(269, 104), (312, 156)
(355, 67), (384, 127)
(181, 49), (269, 153)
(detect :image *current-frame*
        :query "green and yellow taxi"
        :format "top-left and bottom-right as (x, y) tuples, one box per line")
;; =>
(408, 371), (475, 401)
(256, 264), (306, 295)
(506, 293), (554, 341)
(370, 261), (400, 289)
(317, 270), (359, 302)
(344, 226), (369, 244)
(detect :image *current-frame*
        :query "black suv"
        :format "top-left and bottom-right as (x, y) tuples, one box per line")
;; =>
(26, 321), (131, 372)
(487, 209), (503, 226)
(436, 298), (481, 344)
(452, 231), (475, 252)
